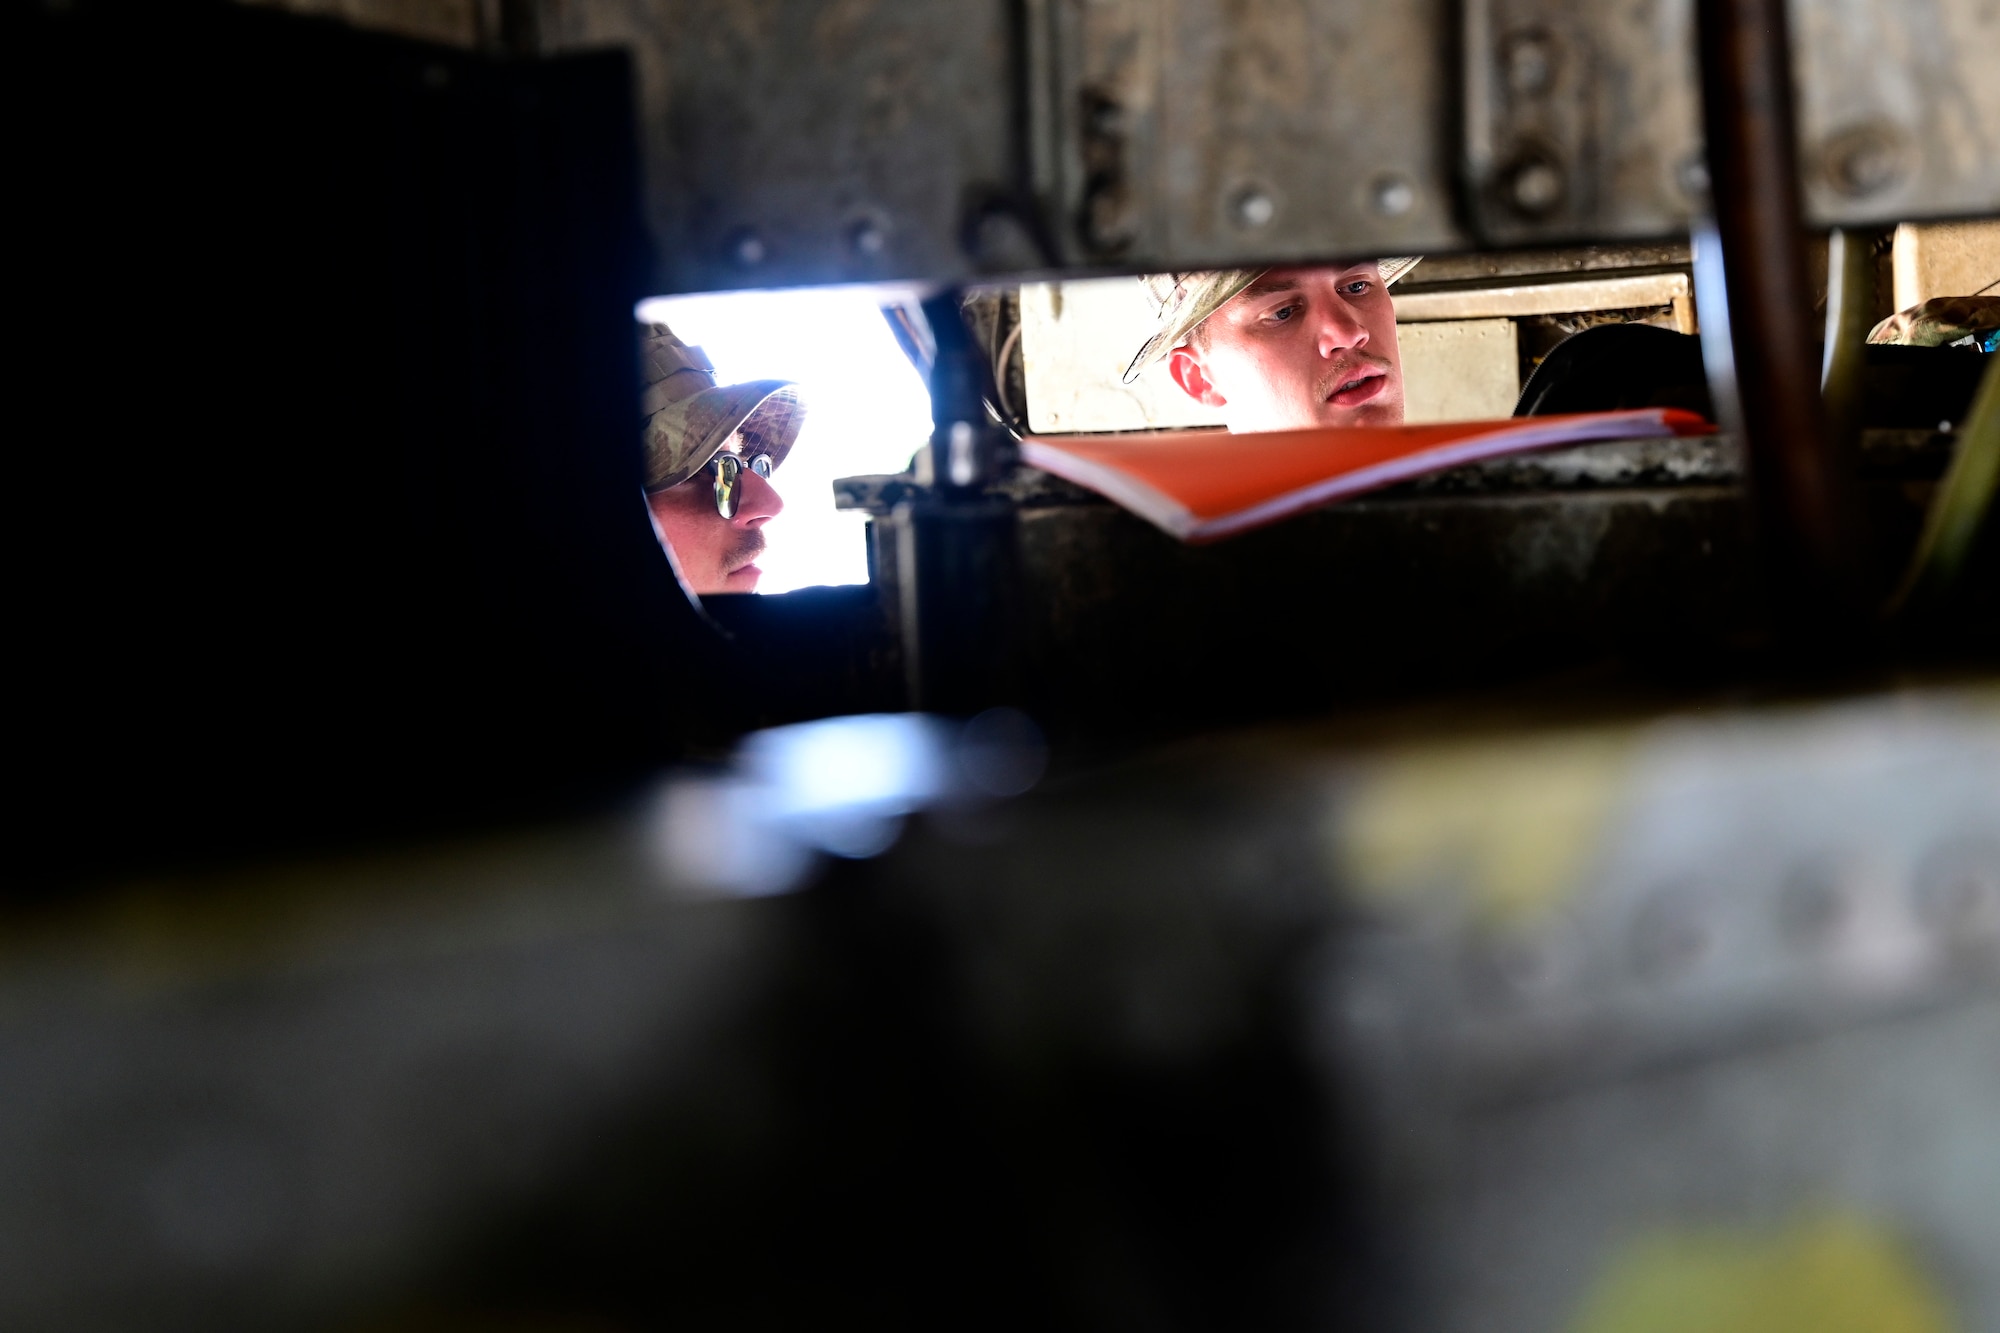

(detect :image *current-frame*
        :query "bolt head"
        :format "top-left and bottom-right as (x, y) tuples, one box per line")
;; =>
(1824, 124), (1911, 199)
(1232, 187), (1276, 229)
(1507, 159), (1564, 215)
(1370, 174), (1416, 218)
(850, 219), (887, 257)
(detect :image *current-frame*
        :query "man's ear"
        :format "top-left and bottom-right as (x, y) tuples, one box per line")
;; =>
(1166, 345), (1228, 407)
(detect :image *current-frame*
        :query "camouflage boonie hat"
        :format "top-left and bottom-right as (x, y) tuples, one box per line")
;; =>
(1866, 295), (2000, 348)
(640, 322), (805, 494)
(1123, 256), (1423, 384)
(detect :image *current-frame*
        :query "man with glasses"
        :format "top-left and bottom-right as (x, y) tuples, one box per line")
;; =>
(640, 321), (803, 595)
(1128, 258), (1421, 433)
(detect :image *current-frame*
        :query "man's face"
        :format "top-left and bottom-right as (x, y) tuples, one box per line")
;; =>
(1167, 263), (1404, 432)
(645, 438), (784, 594)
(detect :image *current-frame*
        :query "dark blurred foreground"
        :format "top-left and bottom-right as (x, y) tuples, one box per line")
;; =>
(3, 691), (1996, 1330)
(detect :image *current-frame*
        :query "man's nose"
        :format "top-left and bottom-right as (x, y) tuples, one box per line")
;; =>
(735, 467), (784, 525)
(1314, 297), (1369, 357)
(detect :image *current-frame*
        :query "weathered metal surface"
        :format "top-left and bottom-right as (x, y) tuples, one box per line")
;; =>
(525, 0), (2000, 290)
(833, 418), (1980, 740)
(851, 444), (1767, 737)
(1463, 0), (2000, 244)
(1032, 0), (1471, 267)
(1793, 0), (2000, 228)
(5, 686), (1994, 1328)
(1393, 271), (1691, 321)
(0, 816), (781, 1331)
(1314, 688), (2000, 1329)
(1463, 0), (1706, 245)
(1401, 241), (1693, 287)
(537, 0), (1020, 292)
(1014, 487), (1761, 739)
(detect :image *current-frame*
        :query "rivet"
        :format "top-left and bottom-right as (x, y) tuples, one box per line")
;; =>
(1506, 158), (1565, 216)
(1232, 187), (1276, 229)
(850, 218), (887, 257)
(1503, 30), (1556, 97)
(1824, 124), (1911, 199)
(1371, 174), (1416, 218)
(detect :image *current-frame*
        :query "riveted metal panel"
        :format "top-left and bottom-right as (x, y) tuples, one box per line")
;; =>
(1462, 0), (1705, 244)
(1034, 0), (1473, 267)
(1791, 0), (2000, 227)
(538, 0), (2000, 291)
(540, 0), (1021, 292)
(1460, 0), (2000, 245)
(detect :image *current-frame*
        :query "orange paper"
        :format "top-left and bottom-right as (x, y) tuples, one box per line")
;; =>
(1020, 409), (1714, 542)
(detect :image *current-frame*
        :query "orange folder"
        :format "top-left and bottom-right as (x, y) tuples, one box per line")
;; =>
(1019, 408), (1715, 542)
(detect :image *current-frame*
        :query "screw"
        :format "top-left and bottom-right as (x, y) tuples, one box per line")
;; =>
(1370, 174), (1416, 218)
(729, 230), (767, 267)
(1232, 187), (1276, 229)
(1503, 30), (1556, 96)
(850, 218), (887, 257)
(1506, 158), (1565, 216)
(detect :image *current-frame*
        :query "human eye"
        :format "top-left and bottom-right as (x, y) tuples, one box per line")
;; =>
(1265, 300), (1303, 324)
(1342, 278), (1373, 296)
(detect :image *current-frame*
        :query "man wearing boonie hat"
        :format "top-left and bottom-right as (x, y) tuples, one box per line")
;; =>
(1127, 257), (1422, 433)
(640, 321), (805, 595)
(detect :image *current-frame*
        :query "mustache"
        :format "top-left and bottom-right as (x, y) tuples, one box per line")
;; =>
(1315, 352), (1394, 398)
(724, 528), (766, 572)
